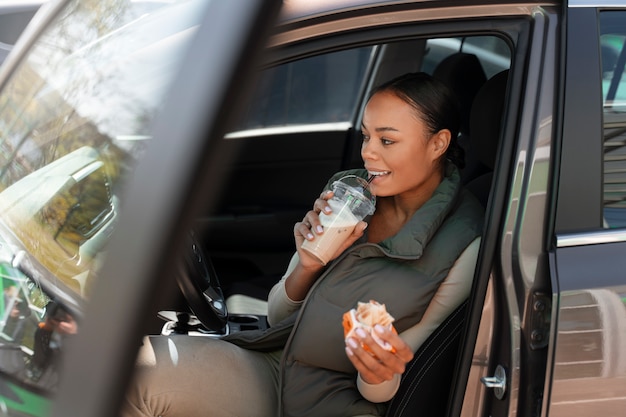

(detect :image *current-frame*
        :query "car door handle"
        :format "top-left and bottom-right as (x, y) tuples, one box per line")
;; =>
(480, 364), (507, 400)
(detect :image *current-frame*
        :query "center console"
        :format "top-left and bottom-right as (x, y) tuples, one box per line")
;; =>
(158, 311), (269, 337)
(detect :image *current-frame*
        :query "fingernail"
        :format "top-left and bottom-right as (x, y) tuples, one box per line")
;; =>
(345, 346), (354, 356)
(355, 328), (368, 338)
(347, 338), (359, 349)
(316, 225), (324, 233)
(374, 324), (385, 334)
(324, 206), (332, 213)
(306, 233), (314, 240)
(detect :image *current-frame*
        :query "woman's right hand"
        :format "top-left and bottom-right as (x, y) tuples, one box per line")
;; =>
(294, 190), (367, 269)
(286, 190), (367, 301)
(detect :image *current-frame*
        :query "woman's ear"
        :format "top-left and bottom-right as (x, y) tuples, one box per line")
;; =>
(431, 129), (452, 158)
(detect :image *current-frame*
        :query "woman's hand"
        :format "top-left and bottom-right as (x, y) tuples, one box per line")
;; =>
(294, 190), (367, 269)
(286, 190), (368, 302)
(345, 325), (414, 385)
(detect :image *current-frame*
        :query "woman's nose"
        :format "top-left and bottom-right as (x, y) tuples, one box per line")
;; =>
(361, 139), (377, 161)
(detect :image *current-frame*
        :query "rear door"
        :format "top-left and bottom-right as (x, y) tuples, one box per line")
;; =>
(549, 3), (626, 415)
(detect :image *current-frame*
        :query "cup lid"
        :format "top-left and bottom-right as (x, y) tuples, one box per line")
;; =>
(331, 175), (376, 216)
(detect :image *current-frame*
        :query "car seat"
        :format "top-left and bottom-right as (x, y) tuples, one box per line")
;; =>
(464, 69), (509, 207)
(226, 236), (481, 414)
(433, 52), (487, 138)
(433, 52), (488, 185)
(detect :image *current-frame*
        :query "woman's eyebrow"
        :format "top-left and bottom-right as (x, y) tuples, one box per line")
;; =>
(361, 123), (399, 132)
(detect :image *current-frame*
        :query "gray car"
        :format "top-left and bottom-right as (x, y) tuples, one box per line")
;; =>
(0, 0), (623, 416)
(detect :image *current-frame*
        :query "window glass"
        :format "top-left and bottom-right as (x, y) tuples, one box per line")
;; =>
(232, 47), (374, 130)
(423, 36), (511, 78)
(600, 11), (626, 228)
(0, 0), (206, 392)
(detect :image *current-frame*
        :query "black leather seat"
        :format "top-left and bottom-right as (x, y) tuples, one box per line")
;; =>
(385, 300), (468, 417)
(432, 52), (488, 184)
(465, 69), (509, 207)
(433, 52), (487, 137)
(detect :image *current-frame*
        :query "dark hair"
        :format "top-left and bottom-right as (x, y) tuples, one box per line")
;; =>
(369, 72), (465, 169)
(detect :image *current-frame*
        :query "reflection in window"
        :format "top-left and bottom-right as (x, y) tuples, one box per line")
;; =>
(38, 159), (114, 258)
(0, 262), (76, 391)
(601, 11), (626, 228)
(0, 0), (204, 404)
(0, 0), (204, 300)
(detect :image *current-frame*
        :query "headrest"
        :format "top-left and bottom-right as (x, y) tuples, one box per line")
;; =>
(469, 70), (508, 170)
(433, 52), (487, 135)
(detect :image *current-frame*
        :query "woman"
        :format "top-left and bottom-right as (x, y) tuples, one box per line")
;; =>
(123, 72), (483, 417)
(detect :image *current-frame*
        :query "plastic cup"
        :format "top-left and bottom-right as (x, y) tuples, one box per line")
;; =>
(301, 175), (376, 265)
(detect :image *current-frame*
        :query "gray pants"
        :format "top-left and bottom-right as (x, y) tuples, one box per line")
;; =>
(122, 335), (281, 417)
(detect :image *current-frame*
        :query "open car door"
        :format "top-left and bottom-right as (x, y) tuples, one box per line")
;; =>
(37, 1), (283, 417)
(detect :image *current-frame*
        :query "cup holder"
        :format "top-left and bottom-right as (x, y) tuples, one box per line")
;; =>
(228, 314), (268, 332)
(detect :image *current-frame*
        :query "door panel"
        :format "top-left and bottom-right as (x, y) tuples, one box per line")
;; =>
(460, 6), (558, 417)
(549, 239), (626, 416)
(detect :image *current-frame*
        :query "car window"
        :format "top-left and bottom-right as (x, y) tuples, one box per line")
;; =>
(0, 0), (206, 393)
(600, 10), (626, 228)
(230, 34), (509, 135)
(423, 36), (511, 78)
(232, 47), (374, 130)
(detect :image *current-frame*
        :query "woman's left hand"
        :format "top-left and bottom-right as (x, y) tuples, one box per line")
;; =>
(345, 325), (414, 384)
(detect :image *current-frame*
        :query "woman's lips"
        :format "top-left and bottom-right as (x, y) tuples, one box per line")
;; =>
(367, 170), (390, 182)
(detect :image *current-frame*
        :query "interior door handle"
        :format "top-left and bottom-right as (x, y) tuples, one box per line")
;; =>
(480, 364), (507, 400)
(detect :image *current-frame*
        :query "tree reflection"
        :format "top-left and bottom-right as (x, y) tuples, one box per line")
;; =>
(0, 0), (195, 298)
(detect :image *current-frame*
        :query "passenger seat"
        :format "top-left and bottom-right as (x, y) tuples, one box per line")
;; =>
(465, 69), (509, 207)
(433, 52), (487, 137)
(432, 52), (487, 183)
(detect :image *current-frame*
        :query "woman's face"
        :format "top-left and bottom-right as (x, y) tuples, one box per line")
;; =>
(361, 90), (449, 199)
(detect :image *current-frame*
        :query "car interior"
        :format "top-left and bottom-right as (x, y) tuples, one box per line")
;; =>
(152, 33), (512, 416)
(192, 36), (510, 289)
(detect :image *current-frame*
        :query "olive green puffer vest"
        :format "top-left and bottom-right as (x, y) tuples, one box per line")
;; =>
(224, 164), (484, 417)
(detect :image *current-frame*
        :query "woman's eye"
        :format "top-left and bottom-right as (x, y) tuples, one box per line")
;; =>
(381, 138), (394, 145)
(361, 133), (370, 141)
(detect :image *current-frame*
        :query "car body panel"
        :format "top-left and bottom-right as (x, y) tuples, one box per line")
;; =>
(546, 3), (626, 416)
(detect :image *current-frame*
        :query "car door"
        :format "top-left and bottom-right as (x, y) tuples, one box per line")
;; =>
(548, 3), (626, 416)
(440, 3), (562, 416)
(6, 1), (285, 417)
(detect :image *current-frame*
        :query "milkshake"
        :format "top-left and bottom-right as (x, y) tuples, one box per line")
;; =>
(301, 175), (375, 265)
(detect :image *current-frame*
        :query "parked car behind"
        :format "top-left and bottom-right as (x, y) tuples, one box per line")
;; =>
(0, 1), (623, 417)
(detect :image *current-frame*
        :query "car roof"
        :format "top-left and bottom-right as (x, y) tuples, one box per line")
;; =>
(278, 0), (561, 25)
(272, 0), (562, 48)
